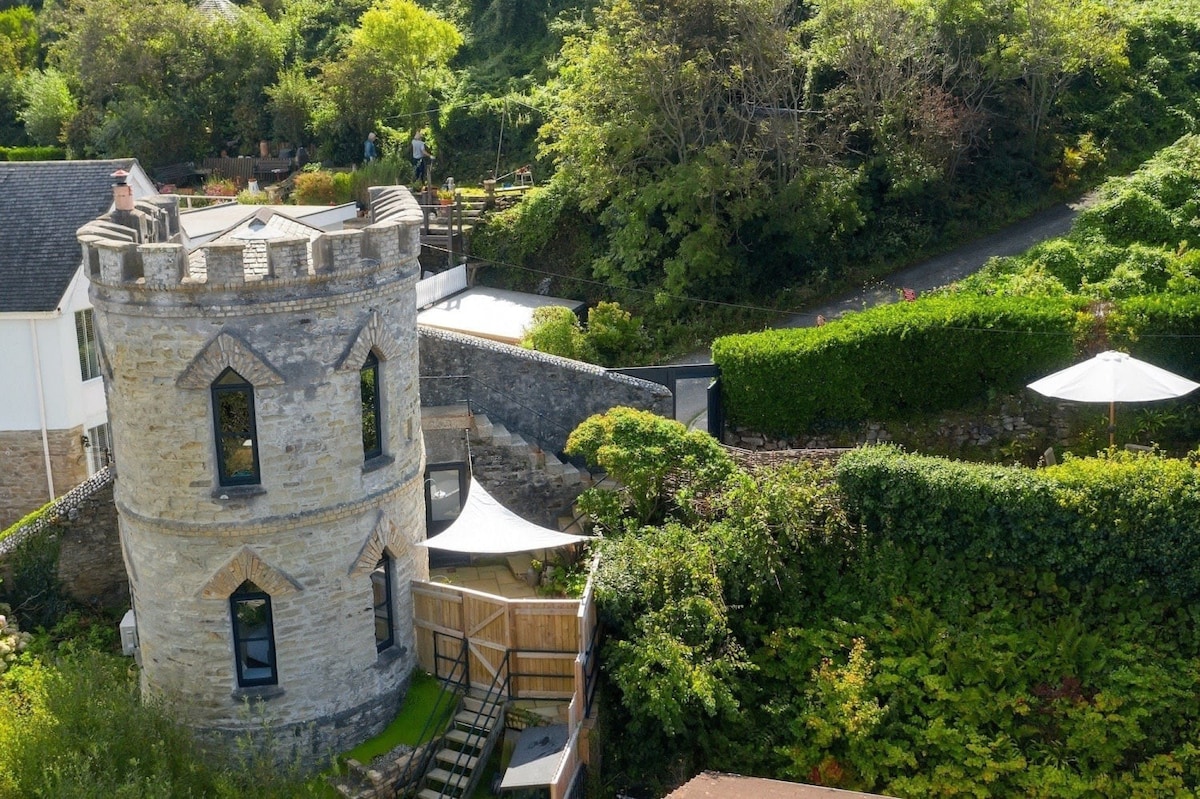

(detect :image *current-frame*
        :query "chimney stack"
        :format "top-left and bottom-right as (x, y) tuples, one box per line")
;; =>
(111, 169), (134, 212)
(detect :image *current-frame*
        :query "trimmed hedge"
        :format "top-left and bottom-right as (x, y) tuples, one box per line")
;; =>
(712, 296), (1082, 434)
(0, 146), (66, 161)
(1108, 293), (1200, 378)
(836, 445), (1200, 598)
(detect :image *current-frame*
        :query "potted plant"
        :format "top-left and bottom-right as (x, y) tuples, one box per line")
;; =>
(437, 188), (454, 206)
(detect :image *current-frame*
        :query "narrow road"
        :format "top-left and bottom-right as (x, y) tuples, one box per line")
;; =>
(672, 192), (1097, 427)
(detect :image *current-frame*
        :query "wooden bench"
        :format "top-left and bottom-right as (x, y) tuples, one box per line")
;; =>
(254, 157), (293, 181)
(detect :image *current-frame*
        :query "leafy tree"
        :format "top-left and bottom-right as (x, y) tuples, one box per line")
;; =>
(266, 64), (318, 145)
(542, 0), (862, 297)
(993, 0), (1129, 155)
(18, 68), (75, 145)
(321, 0), (461, 139)
(565, 406), (735, 527)
(0, 5), (37, 144)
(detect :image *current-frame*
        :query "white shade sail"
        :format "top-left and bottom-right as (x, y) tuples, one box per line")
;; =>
(418, 478), (594, 554)
(1028, 350), (1200, 403)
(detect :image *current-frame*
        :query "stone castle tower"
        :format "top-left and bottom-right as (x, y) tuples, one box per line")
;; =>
(77, 181), (427, 761)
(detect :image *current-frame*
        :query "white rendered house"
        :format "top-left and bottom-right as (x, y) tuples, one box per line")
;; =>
(0, 160), (155, 527)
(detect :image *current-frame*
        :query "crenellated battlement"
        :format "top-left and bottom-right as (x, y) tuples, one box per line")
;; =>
(77, 185), (423, 294)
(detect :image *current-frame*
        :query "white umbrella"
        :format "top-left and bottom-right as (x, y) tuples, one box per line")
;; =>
(1028, 350), (1200, 446)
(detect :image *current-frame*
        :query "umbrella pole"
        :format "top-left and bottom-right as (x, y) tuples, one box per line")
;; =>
(1109, 401), (1116, 448)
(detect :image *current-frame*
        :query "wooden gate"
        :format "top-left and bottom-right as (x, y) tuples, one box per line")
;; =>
(413, 581), (581, 697)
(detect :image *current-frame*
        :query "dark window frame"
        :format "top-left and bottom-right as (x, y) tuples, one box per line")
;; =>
(424, 462), (468, 534)
(211, 368), (261, 487)
(360, 351), (383, 461)
(372, 555), (394, 653)
(425, 462), (470, 568)
(230, 581), (278, 688)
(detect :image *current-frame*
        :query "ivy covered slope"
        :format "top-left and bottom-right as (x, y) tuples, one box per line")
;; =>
(567, 408), (1200, 797)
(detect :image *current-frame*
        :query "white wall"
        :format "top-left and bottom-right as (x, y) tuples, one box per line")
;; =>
(0, 285), (104, 433)
(0, 163), (154, 436)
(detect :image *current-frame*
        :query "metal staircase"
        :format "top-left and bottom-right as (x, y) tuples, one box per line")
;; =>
(406, 642), (511, 799)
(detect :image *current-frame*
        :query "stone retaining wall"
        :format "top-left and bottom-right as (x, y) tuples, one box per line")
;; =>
(419, 327), (672, 453)
(726, 396), (1088, 464)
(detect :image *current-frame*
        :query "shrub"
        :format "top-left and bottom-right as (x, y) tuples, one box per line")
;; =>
(203, 177), (238, 197)
(292, 170), (337, 204)
(584, 302), (646, 367)
(521, 306), (585, 360)
(0, 145), (65, 161)
(0, 648), (324, 797)
(835, 445), (1200, 598)
(712, 296), (1081, 434)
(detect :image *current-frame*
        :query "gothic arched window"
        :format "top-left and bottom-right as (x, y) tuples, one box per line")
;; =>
(230, 580), (277, 687)
(360, 351), (383, 461)
(212, 368), (260, 486)
(371, 554), (394, 652)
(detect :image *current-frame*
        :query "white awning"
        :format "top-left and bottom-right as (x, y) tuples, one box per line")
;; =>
(418, 478), (593, 554)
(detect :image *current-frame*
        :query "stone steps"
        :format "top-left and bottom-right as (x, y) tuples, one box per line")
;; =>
(470, 414), (593, 492)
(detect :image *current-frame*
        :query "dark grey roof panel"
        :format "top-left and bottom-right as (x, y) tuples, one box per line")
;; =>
(0, 159), (137, 313)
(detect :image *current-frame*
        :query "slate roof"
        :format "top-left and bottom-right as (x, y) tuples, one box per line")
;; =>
(0, 159), (137, 314)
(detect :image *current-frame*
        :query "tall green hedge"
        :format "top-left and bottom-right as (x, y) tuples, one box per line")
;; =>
(0, 146), (66, 161)
(836, 445), (1200, 598)
(1108, 293), (1200, 378)
(712, 296), (1082, 434)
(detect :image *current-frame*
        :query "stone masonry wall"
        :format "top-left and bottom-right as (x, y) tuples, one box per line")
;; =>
(418, 327), (673, 453)
(55, 479), (126, 609)
(0, 427), (88, 530)
(81, 188), (428, 766)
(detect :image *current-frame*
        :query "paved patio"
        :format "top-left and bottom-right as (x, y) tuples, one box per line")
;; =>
(429, 559), (540, 599)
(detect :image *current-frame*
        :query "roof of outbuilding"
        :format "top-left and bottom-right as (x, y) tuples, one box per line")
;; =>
(0, 159), (138, 314)
(664, 772), (899, 799)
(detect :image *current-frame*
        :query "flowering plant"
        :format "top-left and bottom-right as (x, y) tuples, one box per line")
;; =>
(0, 603), (31, 674)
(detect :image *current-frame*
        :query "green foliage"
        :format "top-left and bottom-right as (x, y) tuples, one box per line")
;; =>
(585, 430), (1200, 794)
(520, 300), (649, 366)
(292, 169), (338, 204)
(320, 0), (461, 136)
(565, 407), (735, 527)
(0, 525), (72, 631)
(18, 68), (75, 146)
(835, 445), (1200, 598)
(0, 645), (324, 797)
(0, 144), (63, 160)
(712, 295), (1081, 434)
(521, 305), (586, 360)
(266, 65), (319, 145)
(583, 301), (646, 366)
(963, 135), (1200, 299)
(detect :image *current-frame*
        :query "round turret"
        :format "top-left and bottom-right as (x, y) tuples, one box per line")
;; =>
(79, 188), (428, 762)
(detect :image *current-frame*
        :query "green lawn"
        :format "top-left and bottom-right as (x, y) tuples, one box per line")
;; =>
(342, 671), (456, 765)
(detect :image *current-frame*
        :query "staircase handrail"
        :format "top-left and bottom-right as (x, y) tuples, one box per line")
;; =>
(399, 632), (469, 795)
(436, 649), (512, 794)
